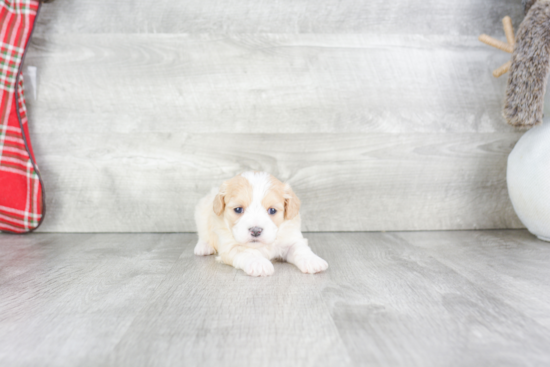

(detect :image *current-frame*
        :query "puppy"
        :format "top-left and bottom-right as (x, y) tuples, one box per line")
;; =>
(194, 171), (328, 277)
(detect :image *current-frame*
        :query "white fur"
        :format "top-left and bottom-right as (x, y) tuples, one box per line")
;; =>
(231, 171), (278, 245)
(194, 172), (328, 277)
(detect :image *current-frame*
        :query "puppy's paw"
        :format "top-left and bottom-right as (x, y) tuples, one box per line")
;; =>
(194, 240), (215, 256)
(295, 254), (328, 274)
(243, 257), (275, 277)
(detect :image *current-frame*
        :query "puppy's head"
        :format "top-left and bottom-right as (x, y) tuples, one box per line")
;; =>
(213, 172), (300, 245)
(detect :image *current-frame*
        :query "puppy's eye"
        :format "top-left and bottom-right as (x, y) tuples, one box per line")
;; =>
(234, 207), (243, 214)
(268, 208), (277, 215)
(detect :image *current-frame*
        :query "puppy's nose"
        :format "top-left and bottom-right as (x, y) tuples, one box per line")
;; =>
(249, 227), (263, 237)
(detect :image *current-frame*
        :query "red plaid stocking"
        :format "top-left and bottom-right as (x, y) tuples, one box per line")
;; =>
(0, 0), (44, 233)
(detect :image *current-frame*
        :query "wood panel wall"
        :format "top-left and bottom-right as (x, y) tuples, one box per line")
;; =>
(24, 0), (528, 232)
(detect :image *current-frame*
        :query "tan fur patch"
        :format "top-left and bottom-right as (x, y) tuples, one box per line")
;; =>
(222, 175), (253, 228)
(262, 176), (286, 226)
(283, 183), (301, 220)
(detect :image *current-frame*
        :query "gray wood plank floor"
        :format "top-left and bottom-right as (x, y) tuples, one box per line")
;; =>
(1, 230), (550, 366)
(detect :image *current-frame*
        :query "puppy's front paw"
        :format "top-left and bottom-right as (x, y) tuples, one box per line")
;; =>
(295, 254), (328, 274)
(243, 257), (274, 277)
(194, 240), (215, 256)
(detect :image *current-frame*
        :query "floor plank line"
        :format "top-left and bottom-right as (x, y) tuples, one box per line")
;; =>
(2, 231), (549, 366)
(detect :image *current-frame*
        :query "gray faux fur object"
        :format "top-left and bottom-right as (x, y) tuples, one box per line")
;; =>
(524, 0), (538, 13)
(504, 0), (550, 128)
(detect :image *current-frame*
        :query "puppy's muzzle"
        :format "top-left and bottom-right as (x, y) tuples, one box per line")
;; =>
(249, 227), (263, 237)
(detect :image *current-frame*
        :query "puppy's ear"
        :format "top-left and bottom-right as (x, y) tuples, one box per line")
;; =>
(213, 182), (227, 216)
(283, 183), (301, 220)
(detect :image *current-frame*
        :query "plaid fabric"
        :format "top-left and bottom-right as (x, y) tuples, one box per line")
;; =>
(0, 0), (44, 233)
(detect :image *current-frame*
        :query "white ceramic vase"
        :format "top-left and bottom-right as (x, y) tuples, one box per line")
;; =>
(507, 120), (550, 241)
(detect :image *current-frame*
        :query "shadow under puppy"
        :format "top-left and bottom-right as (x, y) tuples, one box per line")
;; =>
(194, 171), (328, 276)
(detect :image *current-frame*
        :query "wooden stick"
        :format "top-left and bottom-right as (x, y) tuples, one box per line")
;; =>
(493, 60), (512, 78)
(479, 34), (514, 53)
(502, 16), (515, 46)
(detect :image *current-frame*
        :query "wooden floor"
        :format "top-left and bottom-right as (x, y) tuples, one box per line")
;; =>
(1, 230), (550, 366)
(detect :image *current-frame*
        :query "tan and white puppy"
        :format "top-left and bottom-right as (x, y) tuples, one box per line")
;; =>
(194, 171), (328, 277)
